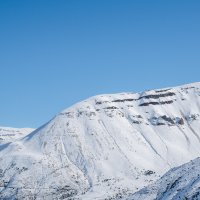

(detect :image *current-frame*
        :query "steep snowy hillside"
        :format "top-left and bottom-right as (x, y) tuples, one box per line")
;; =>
(0, 127), (34, 144)
(1, 82), (200, 199)
(127, 157), (200, 200)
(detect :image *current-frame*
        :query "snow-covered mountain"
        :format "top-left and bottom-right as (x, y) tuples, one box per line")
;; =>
(127, 157), (200, 200)
(1, 82), (200, 199)
(0, 127), (34, 144)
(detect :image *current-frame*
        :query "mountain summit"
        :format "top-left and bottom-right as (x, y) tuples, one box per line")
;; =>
(1, 82), (200, 199)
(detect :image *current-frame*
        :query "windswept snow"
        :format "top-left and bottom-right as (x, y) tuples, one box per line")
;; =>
(1, 82), (200, 199)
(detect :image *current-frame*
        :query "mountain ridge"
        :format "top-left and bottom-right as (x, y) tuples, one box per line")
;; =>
(0, 126), (34, 144)
(1, 82), (200, 199)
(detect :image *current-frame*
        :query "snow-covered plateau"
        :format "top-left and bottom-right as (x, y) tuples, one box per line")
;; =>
(1, 82), (200, 199)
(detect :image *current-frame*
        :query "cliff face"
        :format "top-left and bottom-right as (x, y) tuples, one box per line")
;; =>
(1, 82), (200, 199)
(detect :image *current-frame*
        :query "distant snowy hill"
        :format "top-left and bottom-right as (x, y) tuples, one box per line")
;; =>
(1, 82), (200, 199)
(127, 157), (200, 200)
(0, 126), (34, 144)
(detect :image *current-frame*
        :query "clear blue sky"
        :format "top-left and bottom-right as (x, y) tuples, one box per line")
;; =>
(0, 0), (200, 128)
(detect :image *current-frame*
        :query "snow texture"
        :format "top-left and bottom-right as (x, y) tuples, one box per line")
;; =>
(127, 157), (200, 200)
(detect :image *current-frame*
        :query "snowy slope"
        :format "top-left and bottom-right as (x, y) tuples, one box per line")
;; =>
(1, 82), (200, 199)
(0, 126), (34, 144)
(127, 157), (200, 200)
